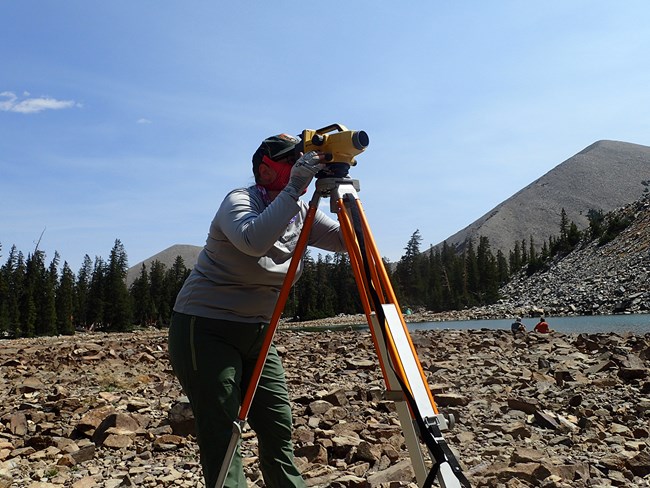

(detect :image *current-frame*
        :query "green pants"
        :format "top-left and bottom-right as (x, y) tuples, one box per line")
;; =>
(168, 312), (305, 488)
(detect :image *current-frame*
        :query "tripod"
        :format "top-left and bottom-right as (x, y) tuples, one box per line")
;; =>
(216, 174), (471, 488)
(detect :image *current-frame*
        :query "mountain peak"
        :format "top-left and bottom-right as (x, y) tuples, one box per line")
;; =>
(434, 140), (650, 255)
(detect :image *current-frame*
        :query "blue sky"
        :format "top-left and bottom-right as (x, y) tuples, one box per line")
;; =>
(2, 1), (650, 273)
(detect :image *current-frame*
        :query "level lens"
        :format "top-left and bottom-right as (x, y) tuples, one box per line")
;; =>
(352, 131), (369, 150)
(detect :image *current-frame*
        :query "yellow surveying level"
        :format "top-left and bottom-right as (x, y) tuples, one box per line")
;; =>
(216, 126), (470, 488)
(298, 123), (369, 165)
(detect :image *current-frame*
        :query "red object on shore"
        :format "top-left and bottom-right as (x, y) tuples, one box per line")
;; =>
(534, 320), (550, 333)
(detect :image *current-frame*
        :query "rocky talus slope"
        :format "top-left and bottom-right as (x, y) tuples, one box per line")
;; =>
(1, 327), (649, 487)
(498, 194), (650, 318)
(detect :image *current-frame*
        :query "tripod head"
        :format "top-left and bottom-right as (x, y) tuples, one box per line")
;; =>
(313, 176), (361, 213)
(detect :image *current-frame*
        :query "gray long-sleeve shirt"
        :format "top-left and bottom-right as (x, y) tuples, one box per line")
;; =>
(174, 185), (346, 323)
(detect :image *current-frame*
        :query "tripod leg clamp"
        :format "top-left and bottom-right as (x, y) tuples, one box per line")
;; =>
(423, 417), (471, 488)
(425, 413), (455, 432)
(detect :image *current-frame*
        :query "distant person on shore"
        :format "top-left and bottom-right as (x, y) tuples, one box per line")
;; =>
(534, 316), (552, 333)
(511, 316), (526, 336)
(168, 133), (346, 488)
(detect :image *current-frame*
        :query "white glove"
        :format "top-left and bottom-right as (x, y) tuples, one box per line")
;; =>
(283, 151), (324, 199)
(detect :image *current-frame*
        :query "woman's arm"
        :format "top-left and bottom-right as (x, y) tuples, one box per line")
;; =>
(217, 189), (302, 256)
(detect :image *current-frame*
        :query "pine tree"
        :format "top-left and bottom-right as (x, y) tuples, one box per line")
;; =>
(439, 241), (457, 309)
(295, 251), (318, 320)
(496, 249), (509, 285)
(57, 262), (76, 335)
(528, 235), (537, 263)
(464, 239), (479, 306)
(10, 251), (26, 337)
(149, 260), (167, 326)
(166, 256), (189, 322)
(425, 248), (444, 311)
(42, 253), (59, 335)
(21, 251), (43, 337)
(331, 252), (359, 314)
(567, 222), (581, 247)
(130, 264), (154, 326)
(1, 247), (22, 334)
(509, 241), (522, 272)
(88, 256), (107, 328)
(314, 254), (336, 319)
(559, 208), (569, 244)
(449, 252), (466, 310)
(587, 209), (605, 239)
(477, 236), (499, 302)
(0, 244), (9, 335)
(105, 239), (131, 331)
(541, 239), (550, 262)
(395, 230), (424, 308)
(75, 255), (93, 329)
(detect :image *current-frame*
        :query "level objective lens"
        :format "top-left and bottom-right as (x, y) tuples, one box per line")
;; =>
(352, 131), (369, 150)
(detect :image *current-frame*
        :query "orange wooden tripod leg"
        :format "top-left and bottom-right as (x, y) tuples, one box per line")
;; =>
(336, 200), (371, 308)
(336, 199), (391, 384)
(338, 197), (388, 304)
(353, 199), (439, 414)
(339, 195), (432, 424)
(216, 202), (319, 488)
(238, 204), (318, 420)
(337, 196), (417, 401)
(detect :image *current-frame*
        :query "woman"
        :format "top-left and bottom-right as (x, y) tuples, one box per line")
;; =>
(168, 133), (346, 487)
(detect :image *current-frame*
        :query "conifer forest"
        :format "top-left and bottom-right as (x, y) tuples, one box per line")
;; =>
(0, 207), (627, 338)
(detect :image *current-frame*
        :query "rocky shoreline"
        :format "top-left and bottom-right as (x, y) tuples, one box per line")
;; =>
(1, 324), (649, 487)
(279, 308), (520, 331)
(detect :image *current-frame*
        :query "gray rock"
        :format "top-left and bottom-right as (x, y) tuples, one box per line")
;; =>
(168, 399), (195, 436)
(0, 327), (648, 487)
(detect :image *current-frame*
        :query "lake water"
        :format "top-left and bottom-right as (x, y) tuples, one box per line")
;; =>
(294, 313), (650, 334)
(409, 313), (650, 334)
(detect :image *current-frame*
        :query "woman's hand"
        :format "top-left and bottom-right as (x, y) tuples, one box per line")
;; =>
(282, 151), (325, 199)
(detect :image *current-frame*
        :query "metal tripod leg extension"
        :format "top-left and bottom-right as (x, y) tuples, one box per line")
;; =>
(370, 305), (464, 488)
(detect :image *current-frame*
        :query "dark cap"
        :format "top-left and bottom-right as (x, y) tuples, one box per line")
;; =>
(252, 133), (300, 173)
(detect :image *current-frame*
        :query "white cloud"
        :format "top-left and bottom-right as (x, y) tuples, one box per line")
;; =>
(0, 91), (79, 114)
(137, 118), (152, 124)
